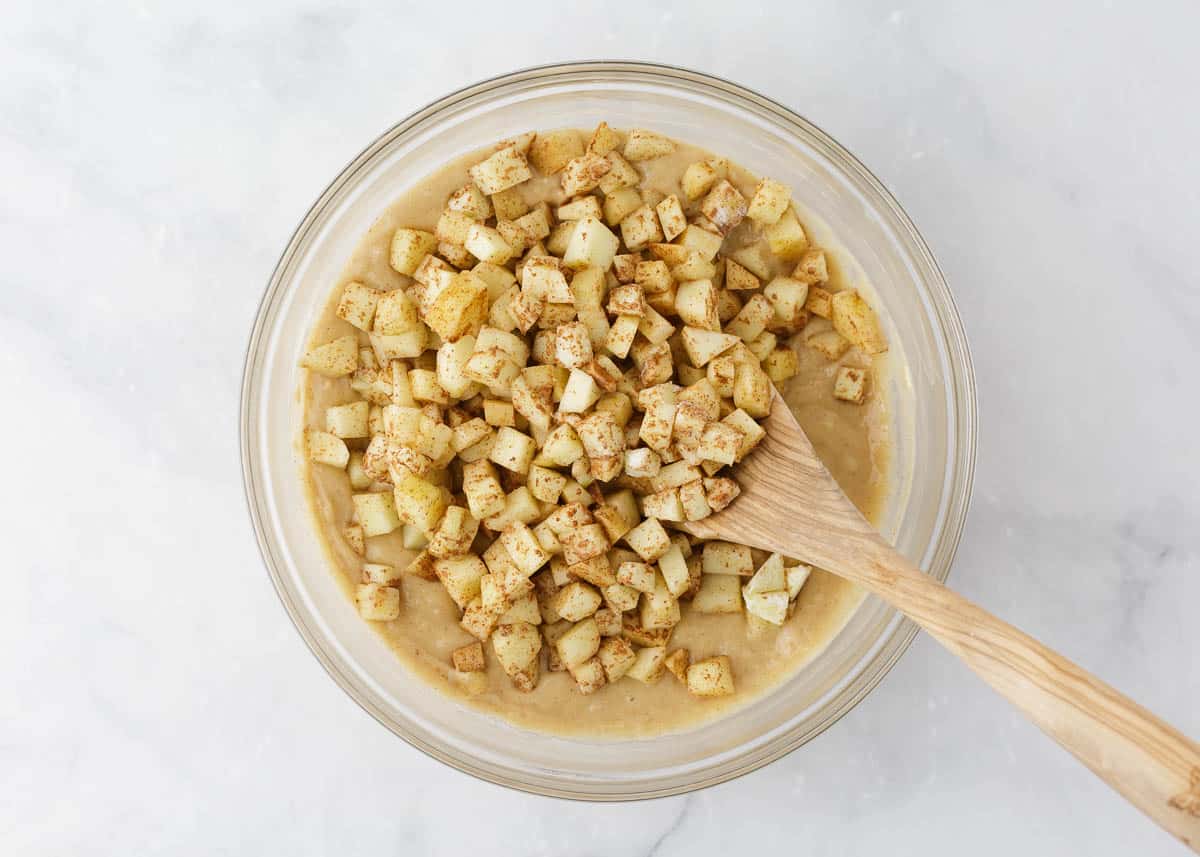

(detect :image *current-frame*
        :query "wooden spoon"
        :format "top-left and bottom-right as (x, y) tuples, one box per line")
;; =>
(682, 393), (1200, 850)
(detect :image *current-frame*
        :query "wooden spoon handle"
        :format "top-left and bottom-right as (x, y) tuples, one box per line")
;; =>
(854, 547), (1200, 850)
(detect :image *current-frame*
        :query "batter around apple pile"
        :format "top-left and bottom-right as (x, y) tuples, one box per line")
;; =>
(300, 125), (893, 737)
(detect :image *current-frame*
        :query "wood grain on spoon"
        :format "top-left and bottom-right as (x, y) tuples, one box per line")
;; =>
(682, 392), (1200, 851)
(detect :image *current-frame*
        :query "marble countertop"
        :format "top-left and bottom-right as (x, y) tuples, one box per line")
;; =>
(4, 2), (1198, 854)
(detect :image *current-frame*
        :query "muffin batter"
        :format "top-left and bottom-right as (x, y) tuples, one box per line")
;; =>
(301, 132), (892, 736)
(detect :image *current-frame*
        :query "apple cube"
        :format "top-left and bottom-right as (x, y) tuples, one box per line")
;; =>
(792, 248), (829, 285)
(746, 177), (791, 225)
(501, 521), (550, 575)
(491, 621), (542, 674)
(622, 129), (675, 161)
(469, 145), (532, 195)
(568, 656), (608, 695)
(562, 217), (619, 271)
(389, 228), (437, 275)
(552, 581), (602, 622)
(451, 642), (486, 672)
(597, 636), (637, 681)
(555, 617), (601, 669)
(681, 158), (727, 200)
(765, 207), (808, 260)
(700, 180), (747, 236)
(655, 194), (687, 241)
(560, 152), (612, 196)
(302, 335), (358, 377)
(831, 290), (887, 354)
(691, 573), (743, 613)
(335, 282), (383, 331)
(624, 517), (671, 562)
(425, 272), (490, 342)
(306, 429), (349, 468)
(529, 129), (584, 174)
(355, 583), (400, 621)
(664, 648), (690, 684)
(392, 473), (448, 535)
(833, 366), (868, 404)
(806, 329), (850, 361)
(434, 555), (487, 609)
(587, 121), (622, 155)
(625, 645), (667, 683)
(686, 655), (735, 697)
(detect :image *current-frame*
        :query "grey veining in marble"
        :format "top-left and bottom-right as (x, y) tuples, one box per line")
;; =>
(3, 1), (1197, 854)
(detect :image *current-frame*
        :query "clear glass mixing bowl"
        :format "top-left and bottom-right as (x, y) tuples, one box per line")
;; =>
(240, 61), (976, 799)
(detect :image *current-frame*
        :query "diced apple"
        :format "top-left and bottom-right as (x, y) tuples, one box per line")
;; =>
(356, 583), (400, 621)
(434, 554), (487, 609)
(746, 177), (791, 225)
(691, 573), (743, 613)
(500, 521), (550, 575)
(602, 314), (638, 360)
(425, 272), (490, 342)
(792, 248), (829, 285)
(569, 656), (608, 694)
(763, 206), (807, 259)
(469, 145), (532, 195)
(336, 282), (383, 331)
(657, 545), (691, 597)
(763, 347), (799, 384)
(623, 129), (675, 161)
(557, 195), (603, 222)
(560, 152), (612, 196)
(306, 429), (349, 468)
(555, 617), (600, 669)
(492, 621), (543, 674)
(680, 327), (739, 368)
(552, 581), (602, 622)
(563, 217), (619, 271)
(686, 655), (735, 697)
(701, 541), (754, 576)
(833, 365), (868, 403)
(681, 158), (727, 200)
(447, 183), (493, 220)
(700, 180), (747, 236)
(806, 329), (851, 360)
(786, 564), (813, 599)
(302, 335), (358, 377)
(587, 121), (622, 156)
(597, 151), (640, 194)
(597, 636), (637, 681)
(389, 229), (437, 275)
(664, 648), (690, 684)
(462, 223), (514, 266)
(744, 589), (789, 625)
(489, 426), (537, 473)
(451, 641), (486, 672)
(529, 129), (584, 175)
(393, 472), (448, 535)
(619, 204), (664, 251)
(764, 277), (810, 334)
(675, 280), (719, 331)
(558, 369), (601, 414)
(624, 517), (671, 562)
(655, 195), (687, 241)
(625, 645), (667, 683)
(678, 224), (724, 261)
(831, 290), (887, 354)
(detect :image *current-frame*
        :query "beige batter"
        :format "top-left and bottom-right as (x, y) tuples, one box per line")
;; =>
(301, 136), (893, 737)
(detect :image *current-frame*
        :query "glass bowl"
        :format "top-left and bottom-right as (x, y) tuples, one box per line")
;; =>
(240, 61), (976, 800)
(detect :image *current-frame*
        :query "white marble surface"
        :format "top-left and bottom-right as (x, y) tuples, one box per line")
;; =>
(3, 1), (1198, 854)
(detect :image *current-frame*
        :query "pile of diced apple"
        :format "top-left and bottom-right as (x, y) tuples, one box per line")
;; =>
(301, 122), (887, 701)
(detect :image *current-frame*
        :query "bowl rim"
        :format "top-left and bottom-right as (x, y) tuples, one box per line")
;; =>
(240, 59), (977, 801)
